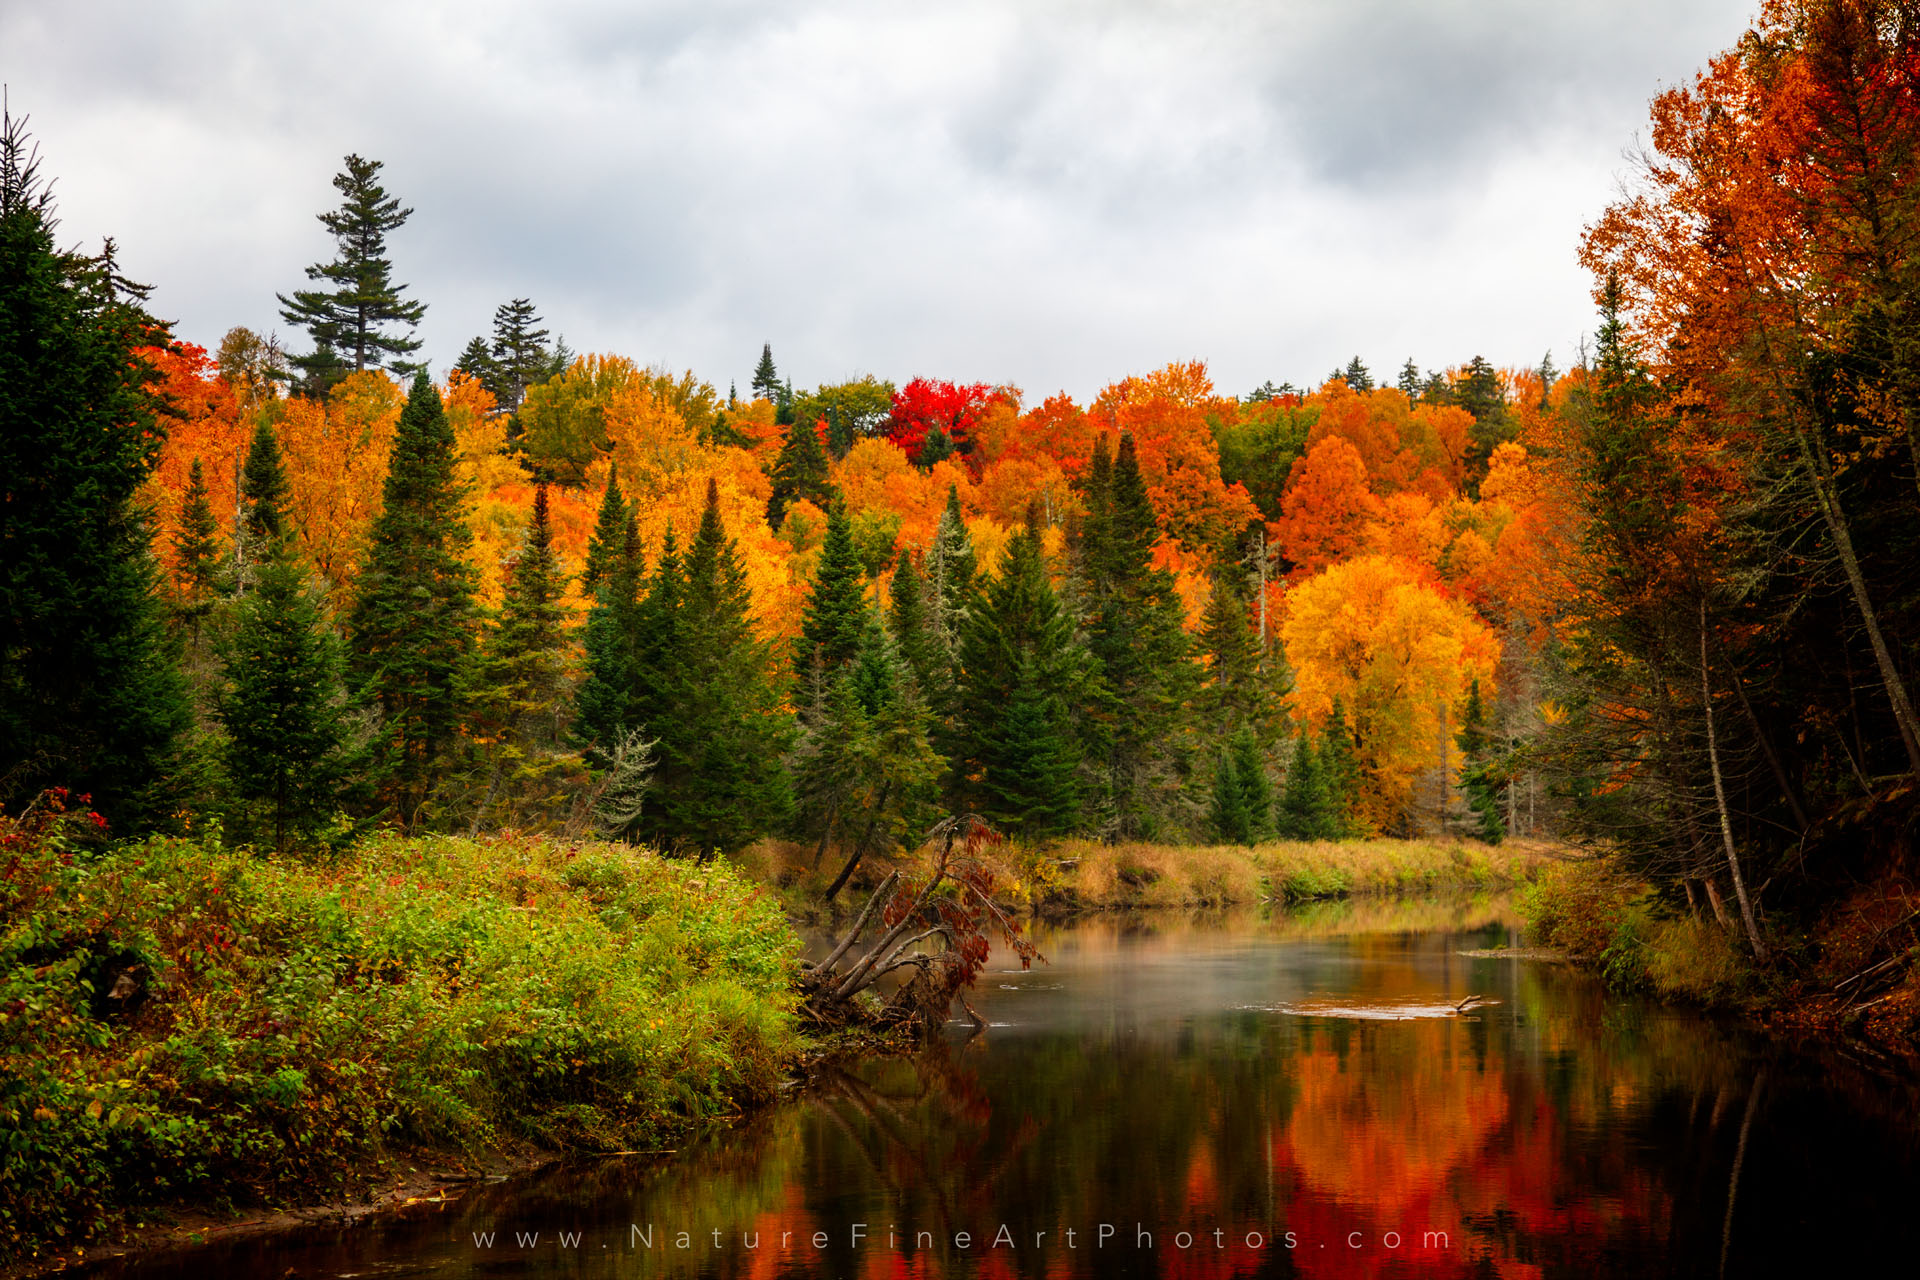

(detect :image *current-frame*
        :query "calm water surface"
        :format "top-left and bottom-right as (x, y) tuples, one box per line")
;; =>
(91, 896), (1920, 1278)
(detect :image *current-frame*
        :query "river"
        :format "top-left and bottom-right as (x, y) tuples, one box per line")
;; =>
(83, 894), (1920, 1278)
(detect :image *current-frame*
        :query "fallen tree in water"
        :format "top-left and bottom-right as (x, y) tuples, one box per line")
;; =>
(800, 815), (1037, 1034)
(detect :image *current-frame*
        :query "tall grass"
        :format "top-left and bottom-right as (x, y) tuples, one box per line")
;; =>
(0, 826), (800, 1259)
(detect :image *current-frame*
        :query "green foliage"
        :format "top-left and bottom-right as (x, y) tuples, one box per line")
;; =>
(789, 376), (895, 460)
(797, 502), (867, 681)
(0, 114), (192, 832)
(171, 457), (223, 614)
(1076, 433), (1194, 839)
(346, 372), (479, 828)
(239, 415), (289, 554)
(1208, 751), (1249, 845)
(1209, 727), (1273, 845)
(642, 482), (795, 853)
(1454, 678), (1505, 843)
(275, 154), (425, 391)
(767, 416), (834, 529)
(750, 342), (780, 405)
(219, 547), (365, 855)
(574, 510), (644, 772)
(0, 812), (799, 1258)
(957, 525), (1083, 837)
(1318, 699), (1363, 837)
(1278, 730), (1337, 840)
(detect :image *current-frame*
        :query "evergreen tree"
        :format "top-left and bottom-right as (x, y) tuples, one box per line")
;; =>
(1342, 356), (1375, 392)
(887, 551), (946, 701)
(1456, 354), (1515, 486)
(579, 465), (629, 595)
(468, 484), (574, 829)
(277, 155), (426, 391)
(219, 547), (362, 854)
(239, 414), (290, 551)
(1199, 567), (1272, 737)
(767, 415), (833, 527)
(1076, 432), (1192, 839)
(1319, 698), (1363, 837)
(644, 481), (794, 852)
(347, 371), (478, 827)
(797, 502), (867, 681)
(917, 421), (955, 468)
(924, 483), (976, 646)
(487, 297), (552, 413)
(574, 512), (643, 769)
(751, 342), (781, 403)
(1397, 358), (1422, 401)
(173, 457), (224, 610)
(1229, 724), (1273, 839)
(0, 110), (191, 828)
(1455, 678), (1505, 843)
(956, 522), (1083, 836)
(452, 335), (498, 390)
(1209, 749), (1251, 844)
(1278, 729), (1336, 840)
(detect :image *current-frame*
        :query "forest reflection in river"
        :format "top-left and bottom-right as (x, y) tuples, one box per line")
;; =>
(91, 893), (1920, 1278)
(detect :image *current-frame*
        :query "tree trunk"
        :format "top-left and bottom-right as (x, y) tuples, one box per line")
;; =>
(824, 781), (891, 903)
(1703, 876), (1734, 930)
(1703, 600), (1768, 962)
(1724, 660), (1808, 833)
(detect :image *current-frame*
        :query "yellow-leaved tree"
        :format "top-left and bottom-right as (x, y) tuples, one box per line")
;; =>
(1282, 555), (1499, 828)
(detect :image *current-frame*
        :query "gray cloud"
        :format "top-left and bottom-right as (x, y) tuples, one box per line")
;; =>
(3, 0), (1753, 402)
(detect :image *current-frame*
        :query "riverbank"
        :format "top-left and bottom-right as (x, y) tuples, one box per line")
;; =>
(1520, 858), (1920, 1068)
(0, 823), (801, 1270)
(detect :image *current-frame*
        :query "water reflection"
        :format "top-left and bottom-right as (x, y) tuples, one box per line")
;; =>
(87, 896), (1920, 1279)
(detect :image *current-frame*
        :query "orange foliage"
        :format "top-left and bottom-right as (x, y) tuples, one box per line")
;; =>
(1304, 380), (1469, 501)
(1091, 362), (1260, 553)
(829, 439), (974, 557)
(1277, 436), (1380, 579)
(142, 343), (247, 580)
(277, 372), (404, 591)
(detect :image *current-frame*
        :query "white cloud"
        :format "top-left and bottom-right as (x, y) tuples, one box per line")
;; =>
(3, 0), (1754, 401)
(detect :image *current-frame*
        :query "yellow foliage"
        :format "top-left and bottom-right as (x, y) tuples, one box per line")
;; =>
(1282, 555), (1499, 825)
(279, 372), (404, 592)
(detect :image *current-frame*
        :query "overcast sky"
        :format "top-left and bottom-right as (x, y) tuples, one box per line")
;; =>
(5, 0), (1753, 403)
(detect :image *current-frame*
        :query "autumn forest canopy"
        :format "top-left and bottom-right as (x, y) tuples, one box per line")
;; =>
(4, 1), (1920, 957)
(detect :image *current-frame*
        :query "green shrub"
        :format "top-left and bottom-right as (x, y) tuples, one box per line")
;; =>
(0, 818), (800, 1260)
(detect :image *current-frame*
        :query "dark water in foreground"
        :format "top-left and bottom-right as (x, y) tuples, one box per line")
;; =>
(88, 896), (1920, 1278)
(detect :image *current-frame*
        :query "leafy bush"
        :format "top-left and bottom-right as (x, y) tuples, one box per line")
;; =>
(0, 813), (800, 1260)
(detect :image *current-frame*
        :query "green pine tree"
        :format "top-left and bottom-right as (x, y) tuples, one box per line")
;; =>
(1200, 566), (1276, 738)
(487, 297), (552, 413)
(1397, 358), (1423, 401)
(797, 502), (867, 683)
(751, 342), (781, 403)
(1455, 678), (1505, 843)
(173, 457), (224, 612)
(580, 465), (630, 595)
(1279, 729), (1336, 840)
(453, 335), (498, 391)
(1342, 356), (1375, 392)
(767, 414), (834, 527)
(276, 154), (426, 392)
(1319, 698), (1363, 837)
(574, 513), (644, 770)
(1076, 431), (1193, 839)
(239, 414), (290, 556)
(924, 483), (976, 645)
(1229, 724), (1272, 839)
(957, 522), (1083, 836)
(219, 548), (363, 854)
(644, 480), (794, 853)
(467, 483), (575, 830)
(347, 371), (479, 828)
(0, 111), (191, 828)
(1209, 749), (1251, 844)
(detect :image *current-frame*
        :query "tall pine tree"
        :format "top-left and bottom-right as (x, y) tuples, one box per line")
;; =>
(957, 517), (1083, 836)
(172, 457), (224, 618)
(1278, 729), (1337, 840)
(1076, 431), (1192, 839)
(644, 481), (793, 853)
(0, 110), (191, 828)
(574, 511), (644, 769)
(797, 501), (867, 685)
(276, 155), (426, 391)
(347, 371), (478, 828)
(767, 414), (833, 527)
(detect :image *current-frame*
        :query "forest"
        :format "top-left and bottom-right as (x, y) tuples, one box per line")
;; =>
(7, 4), (1920, 951)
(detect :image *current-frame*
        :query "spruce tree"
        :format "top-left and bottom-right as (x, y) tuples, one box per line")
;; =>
(219, 545), (361, 854)
(1319, 698), (1363, 837)
(1209, 750), (1251, 844)
(277, 155), (426, 391)
(1279, 729), (1336, 840)
(923, 483), (976, 647)
(469, 484), (573, 828)
(452, 336), (498, 391)
(644, 480), (794, 853)
(173, 457), (224, 611)
(580, 465), (629, 595)
(347, 371), (478, 827)
(1229, 725), (1273, 839)
(1455, 678), (1505, 843)
(240, 414), (290, 551)
(957, 522), (1083, 836)
(1076, 431), (1192, 839)
(574, 512), (644, 769)
(767, 414), (833, 527)
(1342, 356), (1375, 392)
(751, 342), (781, 403)
(0, 111), (191, 827)
(797, 502), (867, 682)
(1398, 358), (1423, 401)
(917, 421), (955, 468)
(1200, 567), (1272, 737)
(887, 552), (946, 700)
(487, 297), (552, 413)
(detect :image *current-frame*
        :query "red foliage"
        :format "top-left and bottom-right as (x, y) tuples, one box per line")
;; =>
(885, 378), (996, 464)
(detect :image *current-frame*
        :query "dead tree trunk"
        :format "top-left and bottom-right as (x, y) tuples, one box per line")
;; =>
(1702, 599), (1768, 962)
